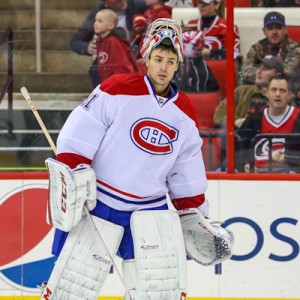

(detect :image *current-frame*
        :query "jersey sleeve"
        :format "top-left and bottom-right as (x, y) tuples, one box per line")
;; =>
(167, 123), (207, 209)
(56, 153), (92, 169)
(56, 87), (118, 160)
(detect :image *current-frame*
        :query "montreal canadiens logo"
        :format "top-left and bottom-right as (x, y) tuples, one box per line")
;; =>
(130, 118), (179, 155)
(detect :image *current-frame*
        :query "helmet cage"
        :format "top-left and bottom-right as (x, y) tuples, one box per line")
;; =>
(140, 18), (184, 62)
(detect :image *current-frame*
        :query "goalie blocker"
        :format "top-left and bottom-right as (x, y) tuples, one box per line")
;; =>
(45, 158), (97, 232)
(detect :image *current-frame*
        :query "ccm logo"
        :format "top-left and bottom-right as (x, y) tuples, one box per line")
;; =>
(180, 292), (187, 300)
(130, 118), (178, 155)
(60, 171), (67, 213)
(42, 287), (52, 299)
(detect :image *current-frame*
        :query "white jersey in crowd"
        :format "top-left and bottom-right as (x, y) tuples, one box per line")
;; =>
(57, 74), (207, 212)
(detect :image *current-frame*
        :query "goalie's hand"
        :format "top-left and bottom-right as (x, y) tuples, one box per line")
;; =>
(178, 208), (234, 266)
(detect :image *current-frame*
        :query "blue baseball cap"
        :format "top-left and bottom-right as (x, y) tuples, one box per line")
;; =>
(264, 11), (286, 27)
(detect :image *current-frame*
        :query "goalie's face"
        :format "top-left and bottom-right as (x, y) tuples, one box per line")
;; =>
(146, 47), (179, 94)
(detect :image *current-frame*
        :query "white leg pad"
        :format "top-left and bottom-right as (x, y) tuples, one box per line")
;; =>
(41, 214), (124, 300)
(124, 210), (187, 300)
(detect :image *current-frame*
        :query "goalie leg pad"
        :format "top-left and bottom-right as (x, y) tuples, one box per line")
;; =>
(45, 158), (97, 232)
(125, 210), (187, 300)
(41, 214), (124, 300)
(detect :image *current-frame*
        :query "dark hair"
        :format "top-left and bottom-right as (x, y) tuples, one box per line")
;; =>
(148, 43), (178, 60)
(267, 73), (291, 89)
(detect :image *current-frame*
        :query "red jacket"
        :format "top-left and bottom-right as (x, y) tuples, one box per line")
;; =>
(96, 28), (140, 82)
(143, 5), (172, 23)
(189, 15), (240, 58)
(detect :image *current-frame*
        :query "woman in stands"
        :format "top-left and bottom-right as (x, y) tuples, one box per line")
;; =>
(184, 0), (240, 59)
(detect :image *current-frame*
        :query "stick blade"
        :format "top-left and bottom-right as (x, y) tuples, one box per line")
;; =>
(20, 87), (30, 101)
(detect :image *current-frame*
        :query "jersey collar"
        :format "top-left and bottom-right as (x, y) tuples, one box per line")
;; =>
(144, 75), (179, 107)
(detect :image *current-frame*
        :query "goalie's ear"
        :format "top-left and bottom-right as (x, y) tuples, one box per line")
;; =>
(178, 208), (234, 266)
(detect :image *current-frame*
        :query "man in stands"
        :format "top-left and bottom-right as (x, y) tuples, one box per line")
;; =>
(237, 73), (300, 173)
(214, 57), (285, 129)
(242, 11), (300, 84)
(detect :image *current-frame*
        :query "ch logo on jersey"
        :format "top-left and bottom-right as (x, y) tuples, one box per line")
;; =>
(130, 118), (179, 155)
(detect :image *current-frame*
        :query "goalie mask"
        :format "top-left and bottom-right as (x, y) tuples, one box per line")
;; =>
(140, 18), (184, 62)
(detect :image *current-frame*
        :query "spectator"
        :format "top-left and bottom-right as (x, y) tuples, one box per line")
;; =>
(70, 0), (147, 87)
(94, 9), (140, 82)
(184, 0), (240, 59)
(236, 73), (300, 173)
(242, 11), (300, 84)
(214, 57), (284, 129)
(172, 29), (219, 92)
(132, 0), (173, 59)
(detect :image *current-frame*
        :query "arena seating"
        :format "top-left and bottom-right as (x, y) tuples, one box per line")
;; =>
(187, 92), (222, 170)
(200, 129), (223, 171)
(206, 59), (238, 99)
(187, 91), (220, 128)
(287, 26), (300, 44)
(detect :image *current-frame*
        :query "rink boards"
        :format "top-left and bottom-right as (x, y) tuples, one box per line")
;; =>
(0, 173), (300, 299)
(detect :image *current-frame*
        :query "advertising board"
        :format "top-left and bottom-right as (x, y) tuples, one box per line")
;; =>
(0, 175), (299, 299)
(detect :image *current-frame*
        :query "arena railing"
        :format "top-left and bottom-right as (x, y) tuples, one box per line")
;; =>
(0, 26), (13, 135)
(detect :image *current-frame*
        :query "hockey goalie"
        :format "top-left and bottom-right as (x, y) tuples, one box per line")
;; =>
(41, 17), (234, 300)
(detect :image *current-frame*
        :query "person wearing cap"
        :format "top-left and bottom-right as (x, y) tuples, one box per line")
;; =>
(214, 57), (286, 128)
(46, 18), (224, 299)
(183, 0), (240, 59)
(70, 0), (148, 87)
(242, 11), (300, 84)
(237, 73), (300, 173)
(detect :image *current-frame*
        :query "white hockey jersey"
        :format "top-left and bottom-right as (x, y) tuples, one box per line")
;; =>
(57, 74), (207, 211)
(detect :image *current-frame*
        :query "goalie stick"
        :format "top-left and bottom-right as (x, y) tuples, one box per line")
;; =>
(20, 87), (131, 298)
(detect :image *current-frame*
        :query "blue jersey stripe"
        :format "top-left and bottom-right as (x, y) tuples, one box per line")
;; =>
(97, 187), (166, 205)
